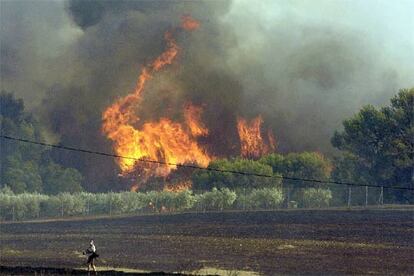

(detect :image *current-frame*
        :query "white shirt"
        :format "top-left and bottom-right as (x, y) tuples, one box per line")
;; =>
(87, 244), (96, 254)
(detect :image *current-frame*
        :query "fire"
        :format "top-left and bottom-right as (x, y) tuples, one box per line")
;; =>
(181, 15), (200, 31)
(237, 115), (276, 159)
(102, 18), (211, 189)
(103, 16), (277, 191)
(130, 184), (139, 192)
(267, 129), (277, 151)
(164, 180), (192, 192)
(184, 104), (208, 137)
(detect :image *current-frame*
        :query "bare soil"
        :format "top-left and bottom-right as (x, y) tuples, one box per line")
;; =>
(1, 208), (413, 275)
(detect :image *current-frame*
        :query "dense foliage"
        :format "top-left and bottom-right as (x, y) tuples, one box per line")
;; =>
(332, 88), (414, 203)
(235, 188), (284, 209)
(260, 152), (332, 204)
(0, 91), (83, 194)
(0, 187), (338, 221)
(192, 158), (278, 191)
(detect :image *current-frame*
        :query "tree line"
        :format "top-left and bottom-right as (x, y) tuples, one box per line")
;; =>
(0, 91), (83, 194)
(1, 88), (412, 204)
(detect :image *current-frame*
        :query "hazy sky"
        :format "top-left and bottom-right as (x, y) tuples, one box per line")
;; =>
(226, 0), (414, 84)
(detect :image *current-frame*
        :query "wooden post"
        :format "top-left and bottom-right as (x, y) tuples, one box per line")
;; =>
(365, 186), (368, 207)
(347, 186), (352, 208)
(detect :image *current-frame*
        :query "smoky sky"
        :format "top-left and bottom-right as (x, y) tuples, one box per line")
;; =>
(1, 0), (413, 190)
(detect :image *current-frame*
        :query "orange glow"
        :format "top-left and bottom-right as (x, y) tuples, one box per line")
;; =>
(267, 129), (277, 152)
(237, 115), (276, 159)
(103, 16), (278, 191)
(181, 15), (200, 31)
(184, 104), (208, 137)
(130, 184), (139, 192)
(102, 19), (211, 190)
(164, 180), (192, 192)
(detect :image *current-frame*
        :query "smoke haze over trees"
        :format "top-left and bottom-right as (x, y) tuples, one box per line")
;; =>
(1, 0), (413, 191)
(0, 92), (83, 194)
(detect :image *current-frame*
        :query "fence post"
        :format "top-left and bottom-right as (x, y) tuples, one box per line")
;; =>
(109, 197), (112, 216)
(12, 205), (15, 221)
(347, 186), (352, 208)
(87, 197), (90, 215)
(378, 186), (384, 206)
(61, 201), (64, 217)
(243, 187), (246, 210)
(365, 186), (368, 207)
(286, 185), (290, 209)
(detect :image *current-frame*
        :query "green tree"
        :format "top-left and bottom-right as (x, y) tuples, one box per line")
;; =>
(332, 88), (414, 203)
(237, 188), (284, 210)
(3, 155), (43, 193)
(1, 91), (84, 195)
(260, 152), (332, 203)
(301, 188), (332, 208)
(192, 158), (277, 191)
(194, 188), (237, 211)
(41, 163), (83, 195)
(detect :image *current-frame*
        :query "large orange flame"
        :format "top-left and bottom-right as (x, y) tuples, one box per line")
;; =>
(102, 19), (211, 190)
(184, 104), (209, 137)
(103, 16), (277, 191)
(237, 115), (276, 159)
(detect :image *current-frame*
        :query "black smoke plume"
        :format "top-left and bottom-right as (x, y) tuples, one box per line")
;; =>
(1, 0), (412, 191)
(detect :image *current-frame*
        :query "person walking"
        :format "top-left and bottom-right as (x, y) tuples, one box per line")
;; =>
(84, 239), (99, 274)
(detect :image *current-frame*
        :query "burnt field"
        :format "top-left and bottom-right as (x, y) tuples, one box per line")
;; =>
(1, 208), (414, 275)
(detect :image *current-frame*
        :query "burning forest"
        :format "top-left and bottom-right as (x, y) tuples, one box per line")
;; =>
(1, 2), (413, 275)
(2, 0), (411, 196)
(102, 16), (276, 191)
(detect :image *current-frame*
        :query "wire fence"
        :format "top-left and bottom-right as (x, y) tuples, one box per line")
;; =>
(0, 184), (407, 222)
(0, 135), (412, 222)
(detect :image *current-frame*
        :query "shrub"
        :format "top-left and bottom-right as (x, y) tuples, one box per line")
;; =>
(242, 188), (284, 209)
(88, 193), (111, 214)
(0, 192), (49, 220)
(20, 193), (48, 218)
(174, 190), (196, 211)
(235, 188), (283, 210)
(192, 158), (276, 191)
(301, 188), (332, 208)
(195, 188), (237, 211)
(120, 192), (147, 213)
(0, 193), (14, 220)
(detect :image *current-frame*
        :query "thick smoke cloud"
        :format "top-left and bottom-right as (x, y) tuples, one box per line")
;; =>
(1, 0), (412, 191)
(0, 1), (81, 107)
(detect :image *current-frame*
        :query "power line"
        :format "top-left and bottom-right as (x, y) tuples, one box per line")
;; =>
(1, 134), (413, 191)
